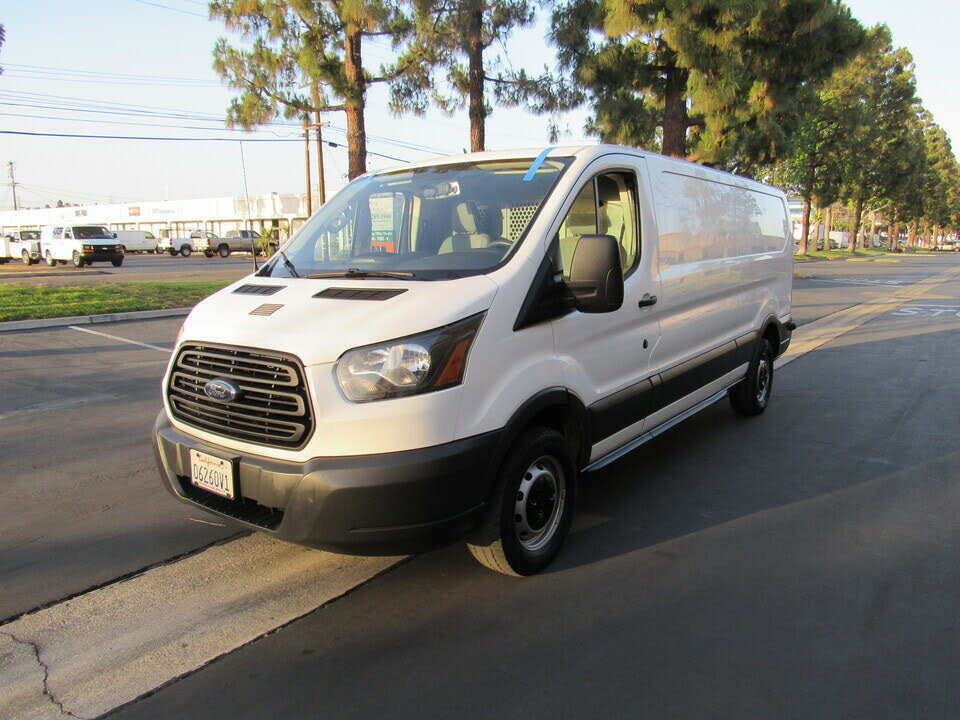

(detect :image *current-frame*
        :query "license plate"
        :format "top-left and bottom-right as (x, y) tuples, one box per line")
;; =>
(189, 449), (235, 499)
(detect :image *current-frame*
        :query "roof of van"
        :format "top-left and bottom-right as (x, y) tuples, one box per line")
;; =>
(370, 144), (781, 193)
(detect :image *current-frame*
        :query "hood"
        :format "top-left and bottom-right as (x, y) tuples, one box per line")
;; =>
(178, 275), (500, 366)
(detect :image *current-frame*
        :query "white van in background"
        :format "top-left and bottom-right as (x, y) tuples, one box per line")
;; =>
(114, 230), (159, 253)
(154, 145), (793, 576)
(41, 225), (124, 267)
(1, 229), (42, 265)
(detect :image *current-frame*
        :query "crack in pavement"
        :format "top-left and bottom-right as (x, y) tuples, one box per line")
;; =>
(0, 630), (89, 720)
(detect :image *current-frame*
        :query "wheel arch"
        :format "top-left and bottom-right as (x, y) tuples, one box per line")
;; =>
(490, 388), (591, 481)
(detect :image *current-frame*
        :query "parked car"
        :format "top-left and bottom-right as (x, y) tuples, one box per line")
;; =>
(40, 225), (123, 267)
(935, 240), (958, 251)
(0, 229), (42, 265)
(114, 230), (159, 253)
(158, 231), (214, 257)
(154, 144), (794, 576)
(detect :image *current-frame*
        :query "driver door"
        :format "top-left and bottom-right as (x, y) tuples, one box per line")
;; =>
(551, 156), (662, 462)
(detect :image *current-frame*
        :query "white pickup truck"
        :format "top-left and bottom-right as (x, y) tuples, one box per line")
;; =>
(1, 230), (43, 265)
(157, 231), (215, 257)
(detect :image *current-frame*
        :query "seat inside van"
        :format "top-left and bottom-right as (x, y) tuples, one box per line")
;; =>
(438, 202), (493, 253)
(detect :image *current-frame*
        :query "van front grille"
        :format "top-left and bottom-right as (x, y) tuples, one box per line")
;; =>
(167, 344), (313, 449)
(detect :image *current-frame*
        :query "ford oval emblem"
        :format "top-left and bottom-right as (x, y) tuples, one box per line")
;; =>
(204, 378), (240, 403)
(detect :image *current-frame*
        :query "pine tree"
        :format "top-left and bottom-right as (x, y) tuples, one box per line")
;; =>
(834, 27), (922, 253)
(210, 0), (423, 179)
(550, 0), (864, 170)
(390, 0), (558, 152)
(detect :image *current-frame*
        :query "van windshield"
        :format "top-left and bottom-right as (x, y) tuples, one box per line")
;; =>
(260, 157), (572, 280)
(20, 231), (40, 240)
(73, 226), (114, 240)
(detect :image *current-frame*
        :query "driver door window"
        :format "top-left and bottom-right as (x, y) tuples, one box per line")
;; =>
(556, 172), (639, 277)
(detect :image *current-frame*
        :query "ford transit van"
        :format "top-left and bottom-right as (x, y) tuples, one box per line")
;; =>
(154, 145), (793, 575)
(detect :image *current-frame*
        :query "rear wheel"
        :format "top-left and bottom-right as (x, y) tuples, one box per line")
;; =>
(467, 426), (576, 576)
(204, 250), (215, 258)
(180, 245), (192, 257)
(730, 338), (774, 416)
(72, 250), (85, 268)
(217, 244), (230, 258)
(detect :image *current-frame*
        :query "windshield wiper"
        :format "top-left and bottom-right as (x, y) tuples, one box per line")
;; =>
(277, 250), (300, 278)
(306, 268), (415, 279)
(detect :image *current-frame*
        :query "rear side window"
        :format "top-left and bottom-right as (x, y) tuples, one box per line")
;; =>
(556, 171), (639, 278)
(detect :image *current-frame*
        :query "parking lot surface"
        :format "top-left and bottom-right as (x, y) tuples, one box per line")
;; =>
(1, 254), (958, 719)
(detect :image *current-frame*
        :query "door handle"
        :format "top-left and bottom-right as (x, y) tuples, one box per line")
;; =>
(638, 293), (658, 308)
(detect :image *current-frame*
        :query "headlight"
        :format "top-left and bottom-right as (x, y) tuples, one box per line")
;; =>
(336, 313), (484, 402)
(82, 244), (93, 251)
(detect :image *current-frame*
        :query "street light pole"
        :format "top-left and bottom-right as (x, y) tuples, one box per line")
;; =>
(239, 141), (258, 271)
(7, 162), (18, 211)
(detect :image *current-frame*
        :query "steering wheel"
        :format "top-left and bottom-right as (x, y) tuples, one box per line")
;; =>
(486, 241), (513, 251)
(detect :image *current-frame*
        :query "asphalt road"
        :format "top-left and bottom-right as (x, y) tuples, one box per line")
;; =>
(0, 251), (256, 287)
(1, 253), (958, 718)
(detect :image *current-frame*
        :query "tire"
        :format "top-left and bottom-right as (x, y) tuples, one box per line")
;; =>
(112, 257), (123, 267)
(180, 245), (192, 257)
(730, 338), (774, 417)
(467, 426), (577, 576)
(217, 245), (230, 258)
(0, 257), (7, 264)
(22, 250), (34, 266)
(72, 250), (84, 268)
(204, 250), (215, 258)
(46, 251), (57, 267)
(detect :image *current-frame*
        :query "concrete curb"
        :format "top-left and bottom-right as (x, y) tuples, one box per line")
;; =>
(0, 307), (191, 333)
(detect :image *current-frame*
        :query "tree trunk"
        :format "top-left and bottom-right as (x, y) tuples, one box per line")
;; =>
(824, 206), (833, 249)
(848, 197), (864, 253)
(908, 221), (917, 248)
(343, 29), (367, 179)
(813, 217), (822, 251)
(800, 199), (812, 254)
(467, 0), (485, 153)
(869, 211), (877, 249)
(889, 221), (899, 251)
(662, 63), (689, 158)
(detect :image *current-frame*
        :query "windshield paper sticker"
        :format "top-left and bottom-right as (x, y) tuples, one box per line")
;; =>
(523, 147), (556, 182)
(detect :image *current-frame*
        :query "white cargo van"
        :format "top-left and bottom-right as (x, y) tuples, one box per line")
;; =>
(154, 145), (793, 575)
(41, 225), (124, 267)
(114, 230), (159, 253)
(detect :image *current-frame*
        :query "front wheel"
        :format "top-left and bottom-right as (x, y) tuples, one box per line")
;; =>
(22, 250), (35, 265)
(180, 245), (192, 257)
(112, 257), (124, 267)
(204, 250), (215, 258)
(467, 426), (576, 576)
(730, 339), (774, 417)
(72, 250), (85, 268)
(46, 251), (57, 267)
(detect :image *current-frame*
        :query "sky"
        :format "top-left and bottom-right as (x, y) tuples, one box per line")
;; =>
(0, 0), (957, 210)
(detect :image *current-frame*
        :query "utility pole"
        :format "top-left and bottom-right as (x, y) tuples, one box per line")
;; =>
(314, 110), (327, 206)
(303, 115), (312, 217)
(7, 161), (18, 211)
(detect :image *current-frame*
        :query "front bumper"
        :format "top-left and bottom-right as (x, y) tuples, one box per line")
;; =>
(153, 411), (501, 555)
(83, 250), (123, 262)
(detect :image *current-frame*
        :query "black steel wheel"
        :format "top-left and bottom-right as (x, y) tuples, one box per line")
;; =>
(730, 338), (774, 417)
(467, 426), (577, 576)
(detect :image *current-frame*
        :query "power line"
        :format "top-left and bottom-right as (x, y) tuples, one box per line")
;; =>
(0, 130), (410, 162)
(130, 0), (206, 18)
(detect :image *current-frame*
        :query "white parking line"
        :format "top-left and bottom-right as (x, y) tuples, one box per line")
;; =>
(68, 325), (171, 353)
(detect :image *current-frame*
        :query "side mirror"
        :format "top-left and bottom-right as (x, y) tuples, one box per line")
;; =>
(566, 234), (624, 313)
(112, 232), (117, 238)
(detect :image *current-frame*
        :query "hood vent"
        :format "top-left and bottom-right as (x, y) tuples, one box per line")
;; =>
(314, 287), (407, 301)
(250, 303), (284, 316)
(234, 284), (285, 296)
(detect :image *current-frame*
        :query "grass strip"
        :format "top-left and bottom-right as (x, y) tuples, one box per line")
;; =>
(0, 281), (234, 321)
